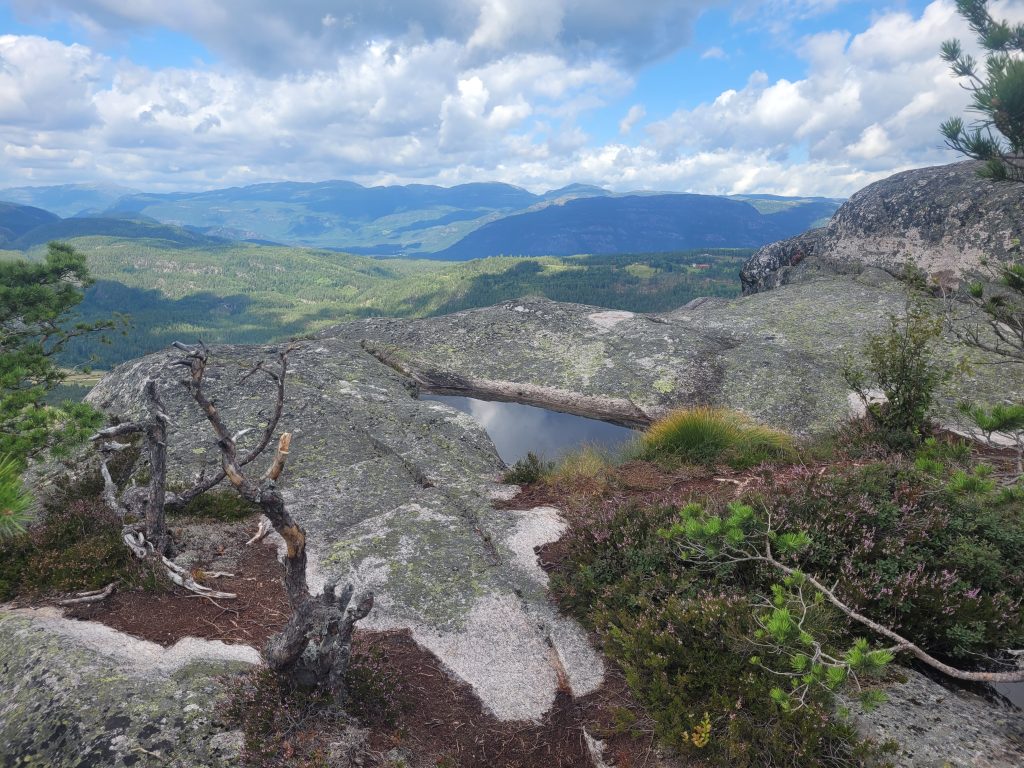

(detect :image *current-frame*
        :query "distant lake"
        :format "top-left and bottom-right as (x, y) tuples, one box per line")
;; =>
(422, 394), (637, 466)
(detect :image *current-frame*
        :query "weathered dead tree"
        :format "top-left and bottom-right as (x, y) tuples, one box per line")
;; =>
(90, 343), (292, 597)
(173, 342), (373, 702)
(91, 378), (173, 556)
(89, 341), (373, 698)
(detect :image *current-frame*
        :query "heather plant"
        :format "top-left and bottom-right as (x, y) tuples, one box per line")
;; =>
(551, 501), (895, 767)
(0, 496), (148, 600)
(0, 462), (158, 600)
(767, 459), (1024, 660)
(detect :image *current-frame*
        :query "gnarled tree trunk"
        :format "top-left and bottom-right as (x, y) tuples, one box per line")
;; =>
(176, 343), (374, 702)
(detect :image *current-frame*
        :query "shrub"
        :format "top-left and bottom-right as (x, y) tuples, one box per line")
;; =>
(768, 459), (1024, 660)
(843, 304), (950, 444)
(173, 489), (262, 522)
(551, 502), (893, 767)
(0, 497), (149, 599)
(0, 469), (156, 600)
(636, 407), (795, 469)
(502, 451), (552, 484)
(598, 593), (892, 767)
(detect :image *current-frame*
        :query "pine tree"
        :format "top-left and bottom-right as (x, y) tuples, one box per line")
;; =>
(0, 242), (115, 467)
(940, 0), (1024, 181)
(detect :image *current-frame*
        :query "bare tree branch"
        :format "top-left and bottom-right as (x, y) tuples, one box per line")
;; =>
(166, 343), (293, 509)
(57, 583), (116, 606)
(175, 343), (372, 702)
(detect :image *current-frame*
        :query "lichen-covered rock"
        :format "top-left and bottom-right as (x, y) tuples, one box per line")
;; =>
(84, 338), (605, 723)
(348, 278), (1019, 437)
(741, 161), (1024, 294)
(854, 669), (1024, 768)
(0, 609), (255, 767)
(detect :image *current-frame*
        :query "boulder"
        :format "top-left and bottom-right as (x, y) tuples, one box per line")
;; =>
(85, 337), (605, 724)
(854, 669), (1024, 768)
(350, 280), (1019, 437)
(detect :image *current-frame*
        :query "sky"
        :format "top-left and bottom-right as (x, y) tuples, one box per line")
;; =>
(0, 0), (1021, 197)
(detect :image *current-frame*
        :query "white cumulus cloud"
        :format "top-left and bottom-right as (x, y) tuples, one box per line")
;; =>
(0, 1), (1021, 196)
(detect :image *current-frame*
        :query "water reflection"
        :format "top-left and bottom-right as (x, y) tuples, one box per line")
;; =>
(993, 682), (1023, 709)
(422, 394), (636, 466)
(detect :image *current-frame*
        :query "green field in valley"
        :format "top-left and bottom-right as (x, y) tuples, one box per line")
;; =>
(10, 237), (751, 370)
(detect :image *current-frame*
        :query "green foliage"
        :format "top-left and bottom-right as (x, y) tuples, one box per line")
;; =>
(553, 431), (1023, 763)
(0, 444), (154, 599)
(547, 445), (613, 490)
(940, 0), (1024, 181)
(961, 401), (1024, 435)
(172, 489), (262, 522)
(953, 244), (1024, 370)
(636, 407), (796, 469)
(660, 502), (893, 713)
(552, 502), (894, 766)
(0, 242), (113, 466)
(843, 304), (950, 442)
(0, 479), (155, 600)
(0, 455), (31, 538)
(502, 451), (553, 484)
(769, 458), (1024, 659)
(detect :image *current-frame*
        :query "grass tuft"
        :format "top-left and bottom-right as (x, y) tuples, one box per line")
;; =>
(636, 407), (795, 469)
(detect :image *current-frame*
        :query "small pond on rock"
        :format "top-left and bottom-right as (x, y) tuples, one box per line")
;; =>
(421, 394), (637, 466)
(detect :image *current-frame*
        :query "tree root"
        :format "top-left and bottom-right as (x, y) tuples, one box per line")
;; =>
(161, 557), (237, 599)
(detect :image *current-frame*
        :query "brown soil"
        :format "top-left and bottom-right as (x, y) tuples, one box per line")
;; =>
(67, 537), (290, 647)
(352, 630), (659, 768)
(64, 515), (661, 767)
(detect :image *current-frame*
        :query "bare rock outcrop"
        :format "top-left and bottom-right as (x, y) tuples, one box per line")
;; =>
(741, 161), (1024, 294)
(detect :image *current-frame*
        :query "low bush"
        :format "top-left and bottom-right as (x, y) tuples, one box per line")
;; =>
(173, 489), (262, 522)
(842, 303), (950, 445)
(0, 469), (157, 600)
(635, 407), (796, 469)
(0, 496), (150, 600)
(502, 451), (552, 484)
(551, 502), (894, 767)
(766, 457), (1024, 660)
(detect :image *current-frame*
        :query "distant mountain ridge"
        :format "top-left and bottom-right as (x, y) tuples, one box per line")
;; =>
(0, 201), (60, 246)
(0, 200), (228, 250)
(428, 194), (839, 259)
(0, 184), (137, 217)
(0, 179), (841, 257)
